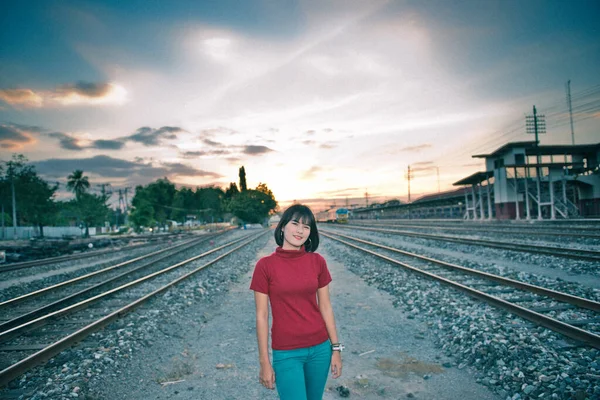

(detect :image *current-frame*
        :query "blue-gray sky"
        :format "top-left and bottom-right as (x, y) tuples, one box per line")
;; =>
(1, 0), (599, 208)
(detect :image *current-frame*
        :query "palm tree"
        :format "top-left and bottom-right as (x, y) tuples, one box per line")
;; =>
(67, 170), (90, 200)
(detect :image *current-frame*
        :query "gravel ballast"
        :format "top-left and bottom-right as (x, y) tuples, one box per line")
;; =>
(3, 228), (596, 399)
(4, 235), (502, 400)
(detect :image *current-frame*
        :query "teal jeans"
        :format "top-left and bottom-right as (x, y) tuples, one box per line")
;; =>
(272, 340), (332, 400)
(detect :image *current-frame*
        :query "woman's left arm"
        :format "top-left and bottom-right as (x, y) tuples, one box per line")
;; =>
(318, 285), (342, 379)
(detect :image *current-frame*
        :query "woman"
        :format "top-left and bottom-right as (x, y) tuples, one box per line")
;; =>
(250, 204), (343, 400)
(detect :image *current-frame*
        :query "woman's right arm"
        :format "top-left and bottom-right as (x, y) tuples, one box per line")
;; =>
(254, 291), (275, 389)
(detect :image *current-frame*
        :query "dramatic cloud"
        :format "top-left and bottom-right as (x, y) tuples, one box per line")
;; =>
(242, 145), (273, 155)
(47, 132), (84, 151)
(56, 82), (113, 98)
(0, 89), (43, 107)
(91, 139), (126, 150)
(0, 124), (36, 149)
(43, 125), (185, 150)
(33, 155), (223, 184)
(128, 126), (184, 146)
(0, 82), (127, 108)
(202, 138), (225, 147)
(181, 149), (230, 158)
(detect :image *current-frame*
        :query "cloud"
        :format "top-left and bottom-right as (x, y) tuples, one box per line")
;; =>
(300, 166), (322, 180)
(0, 89), (43, 107)
(0, 81), (128, 108)
(242, 145), (274, 155)
(56, 82), (113, 98)
(181, 149), (230, 158)
(45, 125), (186, 151)
(91, 139), (126, 150)
(202, 138), (224, 147)
(199, 127), (239, 138)
(128, 126), (184, 146)
(0, 124), (37, 149)
(47, 132), (84, 151)
(410, 161), (437, 175)
(398, 144), (433, 153)
(33, 155), (223, 185)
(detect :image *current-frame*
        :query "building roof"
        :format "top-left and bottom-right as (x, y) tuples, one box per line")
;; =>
(453, 170), (494, 186)
(412, 187), (470, 203)
(473, 141), (600, 158)
(472, 141), (537, 158)
(524, 143), (600, 156)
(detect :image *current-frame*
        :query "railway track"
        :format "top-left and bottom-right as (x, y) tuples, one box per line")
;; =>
(0, 229), (269, 387)
(0, 232), (226, 331)
(0, 232), (196, 273)
(329, 224), (600, 262)
(321, 229), (600, 350)
(348, 221), (600, 240)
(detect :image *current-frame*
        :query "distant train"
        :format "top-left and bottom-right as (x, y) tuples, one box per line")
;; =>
(316, 208), (349, 224)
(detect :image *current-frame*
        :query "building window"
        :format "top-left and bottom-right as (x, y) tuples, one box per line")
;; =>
(515, 154), (525, 165)
(494, 159), (505, 169)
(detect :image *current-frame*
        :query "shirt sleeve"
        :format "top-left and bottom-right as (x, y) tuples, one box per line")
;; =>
(317, 255), (332, 288)
(249, 258), (269, 294)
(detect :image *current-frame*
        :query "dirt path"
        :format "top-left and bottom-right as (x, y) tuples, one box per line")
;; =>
(96, 237), (500, 399)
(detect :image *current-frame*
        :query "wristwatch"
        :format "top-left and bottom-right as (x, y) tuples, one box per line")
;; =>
(331, 343), (345, 352)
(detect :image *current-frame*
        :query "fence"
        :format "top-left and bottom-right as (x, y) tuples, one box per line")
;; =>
(0, 226), (98, 240)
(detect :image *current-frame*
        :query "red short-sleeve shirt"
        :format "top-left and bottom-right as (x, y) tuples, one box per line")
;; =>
(250, 246), (332, 350)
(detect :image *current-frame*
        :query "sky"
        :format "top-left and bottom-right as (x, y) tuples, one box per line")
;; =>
(1, 0), (599, 211)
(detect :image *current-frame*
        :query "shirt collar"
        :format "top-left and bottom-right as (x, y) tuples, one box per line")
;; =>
(275, 246), (307, 259)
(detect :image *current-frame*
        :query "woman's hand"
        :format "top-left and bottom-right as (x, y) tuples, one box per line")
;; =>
(259, 362), (276, 390)
(331, 351), (342, 378)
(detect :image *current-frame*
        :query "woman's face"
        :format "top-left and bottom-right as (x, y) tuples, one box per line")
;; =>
(282, 218), (311, 250)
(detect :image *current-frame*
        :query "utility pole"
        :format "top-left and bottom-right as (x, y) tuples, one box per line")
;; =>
(123, 187), (130, 225)
(365, 189), (369, 208)
(566, 80), (575, 145)
(97, 183), (112, 198)
(11, 177), (17, 240)
(526, 105), (547, 219)
(1, 203), (4, 240)
(407, 165), (412, 203)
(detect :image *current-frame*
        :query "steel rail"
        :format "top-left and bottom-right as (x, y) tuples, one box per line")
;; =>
(0, 233), (223, 309)
(348, 222), (600, 239)
(0, 229), (269, 388)
(0, 232), (255, 344)
(0, 233), (223, 332)
(321, 231), (600, 350)
(0, 233), (192, 272)
(348, 220), (600, 232)
(322, 230), (600, 312)
(330, 225), (600, 262)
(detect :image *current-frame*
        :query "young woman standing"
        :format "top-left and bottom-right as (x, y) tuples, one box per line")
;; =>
(250, 204), (343, 399)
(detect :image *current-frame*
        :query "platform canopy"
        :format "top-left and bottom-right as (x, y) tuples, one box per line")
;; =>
(453, 170), (494, 186)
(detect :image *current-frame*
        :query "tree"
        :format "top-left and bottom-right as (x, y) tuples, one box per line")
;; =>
(1, 154), (58, 237)
(195, 186), (225, 222)
(67, 170), (90, 200)
(129, 178), (176, 230)
(256, 183), (278, 215)
(228, 187), (277, 224)
(76, 193), (110, 237)
(130, 185), (154, 230)
(239, 166), (247, 191)
(224, 182), (239, 200)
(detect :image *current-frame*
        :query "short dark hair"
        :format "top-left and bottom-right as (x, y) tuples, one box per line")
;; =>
(274, 204), (319, 252)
